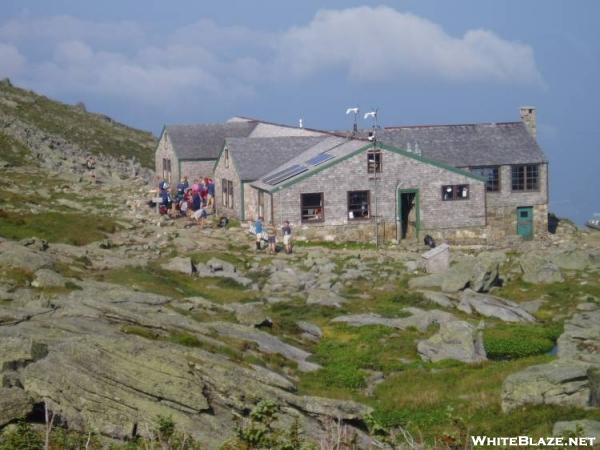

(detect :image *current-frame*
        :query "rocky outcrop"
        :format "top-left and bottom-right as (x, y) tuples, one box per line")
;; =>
(417, 320), (486, 363)
(332, 308), (456, 332)
(0, 388), (33, 426)
(557, 310), (600, 364)
(161, 256), (196, 275)
(458, 290), (535, 322)
(553, 420), (600, 441)
(409, 252), (502, 293)
(501, 360), (591, 412)
(520, 253), (564, 284)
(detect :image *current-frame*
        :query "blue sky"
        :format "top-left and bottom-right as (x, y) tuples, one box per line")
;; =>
(1, 1), (598, 224)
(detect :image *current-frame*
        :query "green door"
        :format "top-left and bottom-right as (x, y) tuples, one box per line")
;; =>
(517, 207), (534, 240)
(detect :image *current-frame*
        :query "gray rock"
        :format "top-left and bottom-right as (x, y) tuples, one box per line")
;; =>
(441, 258), (475, 293)
(520, 253), (564, 284)
(31, 269), (66, 288)
(417, 320), (486, 363)
(551, 249), (591, 271)
(231, 302), (271, 327)
(501, 360), (591, 412)
(520, 299), (545, 314)
(297, 321), (323, 341)
(210, 322), (320, 372)
(557, 310), (600, 363)
(0, 240), (53, 271)
(577, 302), (598, 311)
(19, 237), (49, 252)
(553, 420), (600, 441)
(408, 273), (445, 290)
(458, 290), (535, 322)
(419, 290), (454, 308)
(0, 388), (33, 426)
(161, 256), (195, 275)
(306, 289), (346, 307)
(265, 268), (304, 292)
(206, 258), (236, 274)
(332, 308), (456, 332)
(588, 366), (600, 407)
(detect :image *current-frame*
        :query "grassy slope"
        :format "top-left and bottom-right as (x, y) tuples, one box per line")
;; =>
(0, 83), (156, 167)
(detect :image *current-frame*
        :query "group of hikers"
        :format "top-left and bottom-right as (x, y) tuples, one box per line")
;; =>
(254, 217), (293, 254)
(154, 177), (293, 253)
(157, 176), (215, 227)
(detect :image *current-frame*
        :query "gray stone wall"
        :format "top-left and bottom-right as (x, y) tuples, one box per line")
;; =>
(214, 153), (242, 218)
(484, 163), (549, 239)
(180, 160), (216, 182)
(271, 148), (487, 240)
(154, 133), (179, 184)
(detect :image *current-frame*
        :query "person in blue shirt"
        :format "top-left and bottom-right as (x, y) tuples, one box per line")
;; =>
(207, 178), (215, 210)
(254, 216), (263, 250)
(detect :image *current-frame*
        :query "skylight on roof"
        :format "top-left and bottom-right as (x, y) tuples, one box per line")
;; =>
(306, 152), (334, 166)
(264, 164), (308, 185)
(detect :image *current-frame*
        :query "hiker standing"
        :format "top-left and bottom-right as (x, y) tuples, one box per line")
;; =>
(254, 216), (264, 251)
(266, 222), (276, 254)
(282, 220), (292, 254)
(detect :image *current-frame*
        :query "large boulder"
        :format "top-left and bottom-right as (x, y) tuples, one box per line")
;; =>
(501, 360), (591, 412)
(306, 289), (346, 307)
(0, 240), (53, 271)
(458, 290), (535, 322)
(417, 321), (486, 363)
(551, 249), (591, 271)
(161, 256), (195, 275)
(520, 253), (564, 284)
(31, 269), (66, 288)
(557, 310), (600, 363)
(0, 388), (33, 426)
(553, 420), (600, 441)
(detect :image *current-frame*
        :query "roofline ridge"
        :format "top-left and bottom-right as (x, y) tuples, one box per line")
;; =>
(383, 121), (523, 130)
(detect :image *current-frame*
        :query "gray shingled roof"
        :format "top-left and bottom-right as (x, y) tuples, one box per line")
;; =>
(225, 136), (328, 181)
(376, 122), (547, 167)
(251, 137), (367, 192)
(165, 122), (258, 160)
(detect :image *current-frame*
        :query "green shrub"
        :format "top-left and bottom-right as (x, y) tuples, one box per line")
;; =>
(0, 421), (43, 450)
(484, 323), (563, 360)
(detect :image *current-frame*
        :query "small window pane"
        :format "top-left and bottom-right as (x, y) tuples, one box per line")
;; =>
(441, 184), (469, 201)
(301, 193), (324, 222)
(348, 191), (370, 219)
(367, 151), (382, 174)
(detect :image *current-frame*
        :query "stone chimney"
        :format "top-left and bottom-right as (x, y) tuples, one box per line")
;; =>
(520, 106), (536, 139)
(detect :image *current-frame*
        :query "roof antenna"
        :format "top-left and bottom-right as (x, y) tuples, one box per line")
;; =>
(298, 118), (303, 128)
(364, 108), (378, 141)
(346, 107), (359, 134)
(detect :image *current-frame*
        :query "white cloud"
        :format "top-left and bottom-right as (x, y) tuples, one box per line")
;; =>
(0, 43), (25, 78)
(0, 7), (542, 113)
(275, 6), (542, 84)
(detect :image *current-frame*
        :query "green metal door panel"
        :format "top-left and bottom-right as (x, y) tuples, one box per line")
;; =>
(517, 207), (533, 240)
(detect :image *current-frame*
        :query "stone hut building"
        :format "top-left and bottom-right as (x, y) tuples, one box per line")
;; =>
(213, 136), (329, 220)
(212, 108), (548, 243)
(249, 138), (488, 243)
(154, 117), (324, 184)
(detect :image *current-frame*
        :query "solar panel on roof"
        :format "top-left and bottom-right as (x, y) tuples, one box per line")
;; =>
(306, 152), (334, 166)
(264, 164), (308, 185)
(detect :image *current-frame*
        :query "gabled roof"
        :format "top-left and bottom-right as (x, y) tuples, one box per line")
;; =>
(251, 138), (486, 193)
(376, 122), (547, 167)
(164, 122), (258, 160)
(251, 137), (367, 192)
(224, 136), (328, 181)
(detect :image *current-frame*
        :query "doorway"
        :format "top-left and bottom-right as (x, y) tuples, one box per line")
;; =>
(517, 206), (534, 240)
(398, 189), (420, 240)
